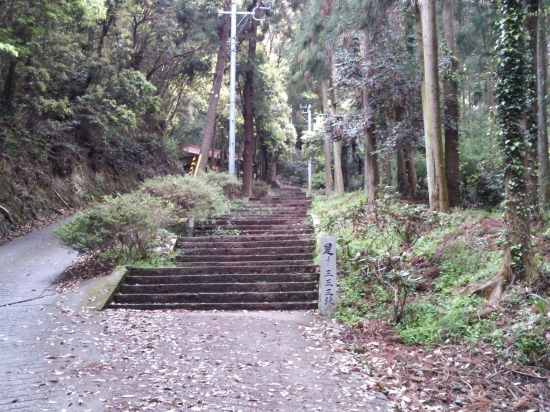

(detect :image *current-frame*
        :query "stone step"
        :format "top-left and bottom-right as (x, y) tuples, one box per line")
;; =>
(178, 239), (313, 249)
(109, 301), (318, 311)
(176, 259), (313, 268)
(179, 245), (313, 255)
(176, 234), (314, 249)
(196, 223), (309, 231)
(197, 229), (313, 236)
(177, 253), (314, 262)
(225, 213), (309, 218)
(113, 290), (318, 304)
(248, 197), (311, 206)
(110, 187), (317, 312)
(120, 281), (318, 294)
(208, 218), (307, 225)
(125, 272), (319, 285)
(232, 208), (310, 214)
(179, 233), (311, 241)
(237, 204), (311, 209)
(244, 204), (311, 209)
(130, 265), (317, 275)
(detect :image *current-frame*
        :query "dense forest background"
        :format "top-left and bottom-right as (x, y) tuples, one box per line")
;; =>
(0, 0), (544, 225)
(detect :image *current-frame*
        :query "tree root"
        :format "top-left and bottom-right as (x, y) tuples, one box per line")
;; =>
(53, 188), (72, 210)
(463, 251), (542, 320)
(462, 263), (512, 320)
(0, 204), (14, 223)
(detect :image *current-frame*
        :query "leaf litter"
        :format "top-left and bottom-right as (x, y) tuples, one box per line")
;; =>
(300, 318), (550, 411)
(42, 308), (392, 411)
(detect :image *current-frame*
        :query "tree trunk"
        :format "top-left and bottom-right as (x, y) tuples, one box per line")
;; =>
(98, 14), (115, 59)
(260, 137), (269, 182)
(361, 29), (379, 202)
(241, 9), (259, 198)
(329, 56), (345, 196)
(321, 80), (333, 197)
(220, 127), (226, 171)
(341, 143), (349, 189)
(396, 142), (410, 195)
(199, 3), (230, 171)
(467, 0), (539, 313)
(442, 0), (460, 207)
(526, 0), (539, 215)
(419, 0), (449, 212)
(333, 140), (345, 196)
(210, 129), (217, 170)
(538, 6), (550, 209)
(381, 156), (392, 187)
(2, 61), (16, 108)
(395, 106), (411, 197)
(486, 70), (494, 110)
(405, 144), (418, 196)
(415, 4), (427, 187)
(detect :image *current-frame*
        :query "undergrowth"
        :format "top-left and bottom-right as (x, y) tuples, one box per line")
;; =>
(311, 190), (550, 367)
(55, 172), (238, 265)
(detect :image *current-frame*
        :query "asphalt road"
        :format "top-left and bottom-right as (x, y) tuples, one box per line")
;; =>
(0, 222), (77, 307)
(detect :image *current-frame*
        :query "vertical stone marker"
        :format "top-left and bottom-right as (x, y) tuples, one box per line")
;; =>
(319, 237), (337, 316)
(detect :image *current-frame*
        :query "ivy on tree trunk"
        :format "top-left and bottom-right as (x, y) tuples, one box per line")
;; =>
(466, 0), (539, 313)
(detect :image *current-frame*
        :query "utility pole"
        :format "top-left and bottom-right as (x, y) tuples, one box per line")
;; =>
(300, 104), (313, 196)
(219, 4), (269, 176)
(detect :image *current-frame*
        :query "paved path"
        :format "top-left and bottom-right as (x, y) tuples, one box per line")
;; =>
(0, 222), (77, 307)
(0, 224), (393, 412)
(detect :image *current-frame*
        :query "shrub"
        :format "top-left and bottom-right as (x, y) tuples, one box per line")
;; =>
(196, 172), (241, 197)
(506, 300), (550, 366)
(252, 180), (271, 197)
(141, 174), (226, 221)
(54, 192), (177, 263)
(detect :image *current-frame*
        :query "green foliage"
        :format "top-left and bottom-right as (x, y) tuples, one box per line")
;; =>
(397, 296), (480, 345)
(54, 172), (237, 264)
(54, 192), (178, 263)
(311, 190), (539, 351)
(197, 172), (242, 197)
(0, 0), (226, 196)
(76, 0), (107, 23)
(506, 304), (550, 366)
(313, 190), (441, 324)
(335, 270), (372, 325)
(0, 42), (19, 57)
(252, 180), (271, 198)
(459, 108), (503, 210)
(141, 174), (228, 222)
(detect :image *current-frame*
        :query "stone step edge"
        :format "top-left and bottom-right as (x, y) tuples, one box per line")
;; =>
(108, 302), (318, 311)
(114, 293), (318, 304)
(125, 273), (320, 284)
(120, 281), (318, 290)
(178, 246), (313, 254)
(134, 265), (319, 274)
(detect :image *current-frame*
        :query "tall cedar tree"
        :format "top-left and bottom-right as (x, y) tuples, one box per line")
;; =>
(442, 0), (460, 207)
(199, 1), (231, 171)
(242, 0), (259, 198)
(537, 3), (550, 208)
(361, 29), (379, 202)
(525, 0), (539, 214)
(321, 80), (333, 196)
(466, 0), (539, 314)
(418, 0), (449, 212)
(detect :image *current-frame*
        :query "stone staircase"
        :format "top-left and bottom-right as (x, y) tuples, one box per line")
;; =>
(109, 187), (319, 310)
